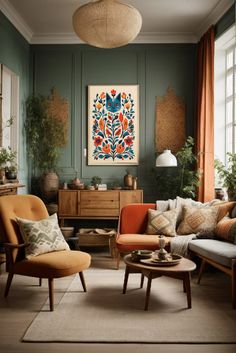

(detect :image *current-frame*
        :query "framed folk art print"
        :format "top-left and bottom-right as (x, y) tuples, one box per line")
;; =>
(88, 85), (139, 165)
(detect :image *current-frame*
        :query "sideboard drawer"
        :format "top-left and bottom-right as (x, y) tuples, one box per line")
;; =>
(80, 191), (119, 216)
(80, 208), (119, 217)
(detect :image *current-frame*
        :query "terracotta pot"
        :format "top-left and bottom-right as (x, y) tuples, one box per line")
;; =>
(40, 172), (59, 202)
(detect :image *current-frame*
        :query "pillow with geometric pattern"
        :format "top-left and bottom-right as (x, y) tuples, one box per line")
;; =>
(177, 206), (219, 235)
(16, 213), (70, 259)
(145, 208), (178, 237)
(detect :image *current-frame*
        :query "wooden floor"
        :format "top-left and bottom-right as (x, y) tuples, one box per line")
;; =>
(0, 248), (236, 353)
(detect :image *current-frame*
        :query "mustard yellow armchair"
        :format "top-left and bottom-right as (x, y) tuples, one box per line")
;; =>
(0, 194), (91, 311)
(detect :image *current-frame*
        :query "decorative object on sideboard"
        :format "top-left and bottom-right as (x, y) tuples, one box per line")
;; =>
(73, 0), (142, 49)
(132, 176), (138, 190)
(156, 149), (177, 167)
(25, 88), (69, 202)
(91, 176), (102, 190)
(124, 170), (133, 188)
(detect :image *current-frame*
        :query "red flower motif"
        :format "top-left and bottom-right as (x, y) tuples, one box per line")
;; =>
(102, 144), (111, 154)
(111, 89), (116, 96)
(124, 136), (133, 146)
(108, 115), (112, 121)
(119, 112), (123, 122)
(116, 144), (125, 154)
(123, 117), (128, 130)
(100, 92), (105, 99)
(99, 118), (104, 130)
(94, 136), (103, 146)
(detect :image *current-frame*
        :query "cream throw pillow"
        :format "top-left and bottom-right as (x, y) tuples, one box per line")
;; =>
(177, 206), (219, 235)
(145, 208), (177, 237)
(16, 213), (70, 259)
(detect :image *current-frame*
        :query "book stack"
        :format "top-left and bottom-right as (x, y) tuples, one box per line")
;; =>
(97, 184), (107, 190)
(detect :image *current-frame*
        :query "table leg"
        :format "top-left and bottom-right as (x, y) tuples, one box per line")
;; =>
(123, 265), (130, 294)
(144, 272), (152, 311)
(140, 273), (144, 288)
(184, 272), (192, 308)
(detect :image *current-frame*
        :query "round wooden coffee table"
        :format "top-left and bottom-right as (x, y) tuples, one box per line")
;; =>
(123, 254), (196, 311)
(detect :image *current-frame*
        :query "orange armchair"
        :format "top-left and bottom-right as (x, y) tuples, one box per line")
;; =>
(0, 194), (91, 311)
(116, 203), (171, 269)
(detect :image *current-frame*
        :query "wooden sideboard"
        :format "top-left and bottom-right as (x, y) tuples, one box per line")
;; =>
(0, 182), (25, 196)
(58, 189), (143, 225)
(0, 183), (25, 265)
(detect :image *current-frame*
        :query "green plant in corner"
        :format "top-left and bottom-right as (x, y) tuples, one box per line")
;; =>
(25, 88), (69, 202)
(214, 153), (236, 200)
(156, 136), (200, 200)
(25, 92), (67, 173)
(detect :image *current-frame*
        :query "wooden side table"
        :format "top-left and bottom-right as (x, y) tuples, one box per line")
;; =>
(123, 254), (196, 311)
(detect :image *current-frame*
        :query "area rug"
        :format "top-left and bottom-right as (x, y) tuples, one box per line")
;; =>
(22, 269), (236, 343)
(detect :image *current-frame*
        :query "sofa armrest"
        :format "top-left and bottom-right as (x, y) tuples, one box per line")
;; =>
(119, 203), (155, 234)
(214, 216), (236, 244)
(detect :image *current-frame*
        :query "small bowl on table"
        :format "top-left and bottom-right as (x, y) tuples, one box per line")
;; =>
(131, 250), (153, 262)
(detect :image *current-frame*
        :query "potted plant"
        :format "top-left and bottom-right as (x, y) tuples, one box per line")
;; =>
(25, 89), (68, 202)
(91, 176), (102, 189)
(0, 147), (17, 182)
(215, 153), (236, 200)
(5, 147), (18, 180)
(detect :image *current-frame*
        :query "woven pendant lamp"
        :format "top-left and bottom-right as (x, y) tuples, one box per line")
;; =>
(73, 0), (142, 48)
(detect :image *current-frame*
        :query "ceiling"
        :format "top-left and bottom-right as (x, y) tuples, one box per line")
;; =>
(0, 0), (234, 44)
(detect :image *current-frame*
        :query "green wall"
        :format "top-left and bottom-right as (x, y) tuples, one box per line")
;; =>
(30, 44), (196, 201)
(0, 11), (30, 191)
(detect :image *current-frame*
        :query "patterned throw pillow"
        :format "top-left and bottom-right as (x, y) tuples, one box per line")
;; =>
(177, 206), (219, 235)
(145, 208), (177, 237)
(214, 216), (236, 244)
(211, 201), (236, 221)
(16, 213), (70, 259)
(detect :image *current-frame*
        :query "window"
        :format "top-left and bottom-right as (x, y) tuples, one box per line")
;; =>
(214, 25), (236, 165)
(225, 46), (236, 154)
(0, 64), (19, 155)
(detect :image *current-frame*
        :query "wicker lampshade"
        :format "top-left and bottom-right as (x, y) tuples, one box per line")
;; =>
(73, 0), (142, 48)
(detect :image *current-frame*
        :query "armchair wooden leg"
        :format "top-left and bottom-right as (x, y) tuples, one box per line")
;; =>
(48, 278), (54, 311)
(79, 272), (87, 292)
(39, 278), (42, 286)
(232, 260), (236, 309)
(4, 271), (14, 297)
(197, 259), (206, 284)
(116, 251), (120, 270)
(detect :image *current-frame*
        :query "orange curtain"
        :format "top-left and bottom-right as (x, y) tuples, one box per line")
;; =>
(196, 26), (215, 202)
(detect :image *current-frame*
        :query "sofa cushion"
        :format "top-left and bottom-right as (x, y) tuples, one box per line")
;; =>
(116, 233), (171, 252)
(189, 239), (236, 267)
(145, 208), (177, 237)
(16, 213), (70, 259)
(214, 216), (236, 244)
(212, 201), (236, 221)
(177, 206), (219, 235)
